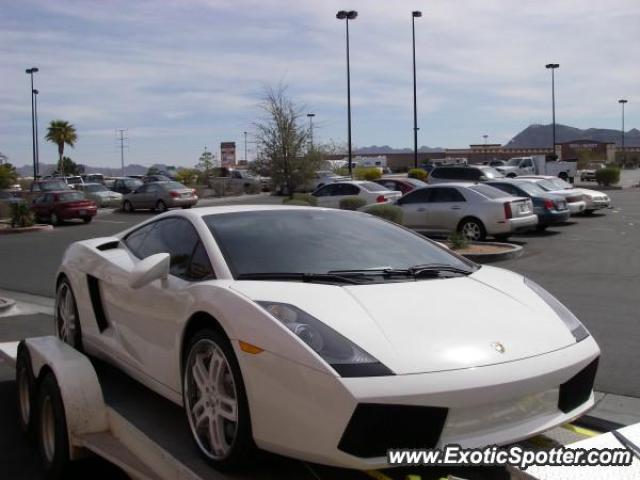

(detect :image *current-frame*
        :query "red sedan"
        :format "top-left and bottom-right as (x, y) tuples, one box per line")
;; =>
(375, 177), (428, 195)
(32, 191), (97, 225)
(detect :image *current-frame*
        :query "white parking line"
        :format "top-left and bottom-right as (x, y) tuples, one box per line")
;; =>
(93, 219), (127, 224)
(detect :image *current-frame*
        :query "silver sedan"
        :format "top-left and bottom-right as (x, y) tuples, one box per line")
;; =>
(396, 183), (538, 241)
(122, 181), (198, 212)
(75, 183), (122, 207)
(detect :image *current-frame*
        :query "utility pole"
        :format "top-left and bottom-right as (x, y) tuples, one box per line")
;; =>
(412, 11), (422, 169)
(307, 113), (315, 150)
(117, 129), (128, 177)
(619, 99), (628, 166)
(243, 131), (248, 163)
(545, 63), (560, 158)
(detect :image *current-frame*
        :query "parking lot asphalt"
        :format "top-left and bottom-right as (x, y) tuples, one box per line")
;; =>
(0, 189), (638, 399)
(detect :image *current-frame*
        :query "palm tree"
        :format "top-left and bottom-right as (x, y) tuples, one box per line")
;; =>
(45, 120), (77, 175)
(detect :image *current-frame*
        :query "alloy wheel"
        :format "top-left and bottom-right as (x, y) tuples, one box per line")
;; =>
(461, 221), (482, 241)
(184, 339), (239, 460)
(55, 283), (76, 346)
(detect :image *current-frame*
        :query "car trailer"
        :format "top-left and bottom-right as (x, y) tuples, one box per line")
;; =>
(2, 336), (639, 480)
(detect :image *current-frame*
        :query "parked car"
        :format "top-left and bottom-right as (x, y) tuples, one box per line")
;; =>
(308, 170), (350, 191)
(122, 181), (198, 212)
(396, 183), (537, 241)
(580, 163), (605, 182)
(143, 174), (171, 183)
(228, 169), (265, 192)
(82, 173), (106, 184)
(31, 191), (97, 225)
(54, 205), (599, 470)
(312, 181), (401, 208)
(20, 179), (72, 204)
(486, 179), (570, 231)
(428, 165), (504, 184)
(65, 176), (85, 188)
(375, 177), (428, 195)
(75, 183), (123, 208)
(0, 190), (25, 206)
(111, 177), (143, 195)
(518, 176), (606, 214)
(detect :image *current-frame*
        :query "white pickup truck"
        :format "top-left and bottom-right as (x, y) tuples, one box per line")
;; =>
(496, 155), (577, 181)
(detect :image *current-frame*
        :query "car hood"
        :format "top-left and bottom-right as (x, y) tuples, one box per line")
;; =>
(230, 266), (577, 375)
(496, 166), (518, 172)
(575, 188), (607, 199)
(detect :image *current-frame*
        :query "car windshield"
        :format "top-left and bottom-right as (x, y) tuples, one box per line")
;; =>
(125, 179), (142, 187)
(40, 181), (68, 191)
(162, 181), (187, 190)
(507, 158), (522, 166)
(360, 181), (387, 192)
(514, 182), (545, 196)
(86, 184), (108, 192)
(469, 185), (509, 199)
(57, 192), (84, 202)
(67, 177), (82, 184)
(480, 167), (504, 179)
(204, 210), (473, 278)
(548, 178), (573, 190)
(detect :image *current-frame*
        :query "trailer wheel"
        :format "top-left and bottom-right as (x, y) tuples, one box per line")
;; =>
(183, 328), (255, 470)
(16, 347), (36, 438)
(36, 372), (70, 480)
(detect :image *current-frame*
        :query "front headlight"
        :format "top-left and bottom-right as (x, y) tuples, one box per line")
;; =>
(257, 301), (393, 377)
(524, 278), (589, 342)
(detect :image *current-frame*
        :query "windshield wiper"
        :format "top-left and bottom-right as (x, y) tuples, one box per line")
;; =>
(329, 264), (474, 279)
(237, 272), (363, 284)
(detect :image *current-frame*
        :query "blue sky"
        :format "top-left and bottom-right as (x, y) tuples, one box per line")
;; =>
(1, 0), (639, 168)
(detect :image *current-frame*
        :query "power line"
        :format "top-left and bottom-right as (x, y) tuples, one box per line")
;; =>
(116, 129), (129, 176)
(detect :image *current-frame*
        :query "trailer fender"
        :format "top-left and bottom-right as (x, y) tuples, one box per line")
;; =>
(22, 337), (109, 457)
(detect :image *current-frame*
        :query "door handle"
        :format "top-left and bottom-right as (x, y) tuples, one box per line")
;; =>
(451, 206), (462, 210)
(417, 207), (426, 212)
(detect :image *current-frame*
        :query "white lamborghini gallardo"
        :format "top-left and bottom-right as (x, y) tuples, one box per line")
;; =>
(54, 205), (600, 470)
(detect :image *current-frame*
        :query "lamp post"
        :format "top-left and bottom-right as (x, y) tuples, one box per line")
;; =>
(25, 67), (39, 178)
(336, 10), (357, 176)
(545, 63), (560, 158)
(243, 131), (248, 163)
(307, 113), (315, 150)
(412, 11), (422, 169)
(33, 88), (40, 177)
(483, 134), (488, 163)
(618, 99), (628, 166)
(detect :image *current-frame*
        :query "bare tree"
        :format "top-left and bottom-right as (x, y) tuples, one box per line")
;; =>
(253, 85), (322, 195)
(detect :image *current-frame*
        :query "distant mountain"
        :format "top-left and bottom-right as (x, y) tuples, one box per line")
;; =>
(355, 145), (444, 154)
(506, 124), (640, 148)
(15, 163), (148, 177)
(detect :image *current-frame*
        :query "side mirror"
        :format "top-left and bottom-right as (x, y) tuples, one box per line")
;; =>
(129, 253), (170, 289)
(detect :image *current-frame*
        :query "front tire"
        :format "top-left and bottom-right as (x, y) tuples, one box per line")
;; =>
(50, 212), (62, 226)
(123, 200), (134, 213)
(54, 279), (83, 351)
(36, 372), (70, 480)
(82, 216), (92, 224)
(156, 200), (168, 212)
(458, 218), (486, 241)
(182, 329), (254, 470)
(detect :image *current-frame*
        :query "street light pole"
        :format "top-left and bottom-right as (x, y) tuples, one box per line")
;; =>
(243, 131), (248, 163)
(337, 10), (357, 176)
(25, 67), (39, 179)
(412, 11), (422, 169)
(33, 89), (40, 177)
(307, 113), (315, 150)
(619, 99), (628, 166)
(545, 63), (560, 158)
(483, 134), (488, 163)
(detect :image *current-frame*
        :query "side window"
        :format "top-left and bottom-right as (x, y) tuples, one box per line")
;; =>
(522, 159), (533, 168)
(232, 171), (242, 179)
(147, 184), (159, 193)
(378, 181), (394, 190)
(313, 184), (334, 196)
(187, 242), (215, 280)
(431, 188), (466, 202)
(400, 188), (431, 204)
(135, 184), (148, 194)
(491, 183), (515, 195)
(124, 222), (158, 258)
(340, 184), (360, 195)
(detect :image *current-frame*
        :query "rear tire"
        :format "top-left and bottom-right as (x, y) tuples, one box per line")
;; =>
(36, 372), (70, 480)
(50, 212), (62, 226)
(458, 218), (486, 241)
(182, 329), (255, 470)
(122, 200), (134, 213)
(82, 216), (92, 224)
(584, 209), (595, 215)
(156, 200), (168, 212)
(16, 347), (36, 438)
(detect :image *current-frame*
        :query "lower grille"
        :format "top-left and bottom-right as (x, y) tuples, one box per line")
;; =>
(338, 403), (448, 458)
(558, 357), (599, 413)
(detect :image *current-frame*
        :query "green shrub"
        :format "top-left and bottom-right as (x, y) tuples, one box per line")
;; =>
(0, 201), (11, 220)
(339, 196), (368, 210)
(447, 231), (469, 250)
(595, 167), (620, 186)
(408, 168), (427, 181)
(361, 204), (404, 224)
(291, 193), (318, 206)
(10, 202), (35, 228)
(354, 167), (382, 181)
(282, 199), (312, 206)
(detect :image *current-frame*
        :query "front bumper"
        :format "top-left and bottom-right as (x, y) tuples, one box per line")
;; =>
(166, 196), (198, 208)
(537, 209), (571, 226)
(584, 197), (610, 211)
(568, 201), (586, 214)
(240, 335), (600, 469)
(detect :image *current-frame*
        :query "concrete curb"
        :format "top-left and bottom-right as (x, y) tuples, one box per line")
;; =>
(459, 241), (524, 264)
(0, 224), (53, 235)
(0, 297), (16, 312)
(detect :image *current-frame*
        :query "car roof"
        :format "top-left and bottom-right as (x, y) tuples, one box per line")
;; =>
(418, 182), (480, 189)
(517, 175), (555, 180)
